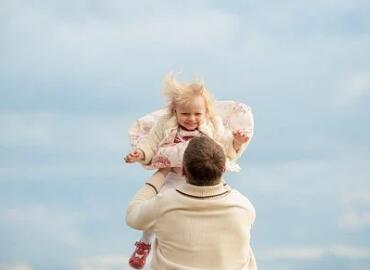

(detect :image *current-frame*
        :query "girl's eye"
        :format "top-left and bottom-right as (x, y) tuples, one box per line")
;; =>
(195, 113), (202, 116)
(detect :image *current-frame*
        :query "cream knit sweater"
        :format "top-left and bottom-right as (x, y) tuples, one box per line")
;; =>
(126, 171), (257, 270)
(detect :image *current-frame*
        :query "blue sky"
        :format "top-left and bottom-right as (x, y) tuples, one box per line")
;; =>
(1, 0), (369, 269)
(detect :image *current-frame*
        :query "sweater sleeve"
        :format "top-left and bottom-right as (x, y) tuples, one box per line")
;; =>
(125, 170), (167, 230)
(247, 247), (258, 270)
(245, 194), (257, 270)
(136, 118), (166, 165)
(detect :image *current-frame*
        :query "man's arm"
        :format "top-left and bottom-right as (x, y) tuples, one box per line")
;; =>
(125, 169), (168, 230)
(247, 247), (258, 270)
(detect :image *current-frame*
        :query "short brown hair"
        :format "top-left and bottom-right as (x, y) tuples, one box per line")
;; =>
(183, 136), (225, 186)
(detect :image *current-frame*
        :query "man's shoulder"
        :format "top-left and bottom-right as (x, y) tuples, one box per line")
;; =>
(155, 188), (179, 203)
(228, 188), (256, 212)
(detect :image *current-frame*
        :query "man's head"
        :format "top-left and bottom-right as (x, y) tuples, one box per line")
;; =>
(183, 136), (226, 186)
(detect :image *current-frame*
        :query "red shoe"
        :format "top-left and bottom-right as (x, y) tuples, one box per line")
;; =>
(129, 241), (151, 269)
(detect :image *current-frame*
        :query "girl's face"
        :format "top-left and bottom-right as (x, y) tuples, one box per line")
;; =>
(175, 95), (207, 131)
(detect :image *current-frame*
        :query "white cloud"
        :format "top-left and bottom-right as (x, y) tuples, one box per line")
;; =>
(260, 246), (324, 260)
(260, 245), (370, 260)
(0, 263), (33, 270)
(126, 12), (238, 47)
(338, 211), (370, 230)
(0, 204), (85, 246)
(0, 113), (55, 146)
(1, 1), (239, 73)
(0, 113), (128, 155)
(332, 245), (370, 259)
(0, 113), (137, 181)
(239, 152), (369, 196)
(77, 254), (152, 270)
(334, 72), (370, 107)
(237, 133), (370, 194)
(341, 190), (370, 206)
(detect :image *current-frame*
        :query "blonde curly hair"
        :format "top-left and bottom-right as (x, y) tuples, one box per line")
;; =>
(163, 73), (215, 117)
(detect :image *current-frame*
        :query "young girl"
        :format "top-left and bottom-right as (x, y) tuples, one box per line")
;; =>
(124, 73), (254, 269)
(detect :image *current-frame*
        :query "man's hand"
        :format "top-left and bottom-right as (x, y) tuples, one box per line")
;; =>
(124, 149), (145, 163)
(158, 167), (171, 176)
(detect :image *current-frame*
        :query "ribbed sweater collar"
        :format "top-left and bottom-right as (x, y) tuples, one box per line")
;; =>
(176, 181), (231, 199)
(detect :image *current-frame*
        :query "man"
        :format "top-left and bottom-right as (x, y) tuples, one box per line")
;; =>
(126, 136), (257, 269)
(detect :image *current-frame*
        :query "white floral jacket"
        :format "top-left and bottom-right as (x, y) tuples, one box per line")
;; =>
(128, 101), (254, 172)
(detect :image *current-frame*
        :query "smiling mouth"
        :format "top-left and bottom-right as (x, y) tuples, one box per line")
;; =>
(181, 123), (198, 131)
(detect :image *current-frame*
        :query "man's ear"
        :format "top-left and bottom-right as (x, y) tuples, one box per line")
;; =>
(222, 165), (226, 173)
(182, 167), (187, 177)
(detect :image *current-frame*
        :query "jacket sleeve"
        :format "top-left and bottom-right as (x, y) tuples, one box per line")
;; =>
(246, 195), (257, 270)
(136, 118), (166, 165)
(233, 139), (252, 161)
(213, 115), (252, 162)
(125, 170), (167, 230)
(220, 131), (238, 161)
(210, 116), (239, 161)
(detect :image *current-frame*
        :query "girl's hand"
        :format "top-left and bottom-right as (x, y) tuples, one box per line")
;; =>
(232, 129), (249, 152)
(233, 129), (249, 144)
(124, 149), (144, 163)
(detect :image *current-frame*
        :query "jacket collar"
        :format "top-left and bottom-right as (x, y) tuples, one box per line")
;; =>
(176, 181), (231, 199)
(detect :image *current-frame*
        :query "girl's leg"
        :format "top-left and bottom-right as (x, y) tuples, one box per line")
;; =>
(129, 231), (153, 268)
(139, 229), (154, 244)
(129, 169), (170, 268)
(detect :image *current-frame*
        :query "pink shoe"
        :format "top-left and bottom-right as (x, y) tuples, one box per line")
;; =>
(129, 241), (151, 269)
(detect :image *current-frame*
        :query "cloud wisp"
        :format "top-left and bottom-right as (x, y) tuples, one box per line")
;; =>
(0, 263), (33, 270)
(334, 72), (370, 107)
(260, 245), (370, 260)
